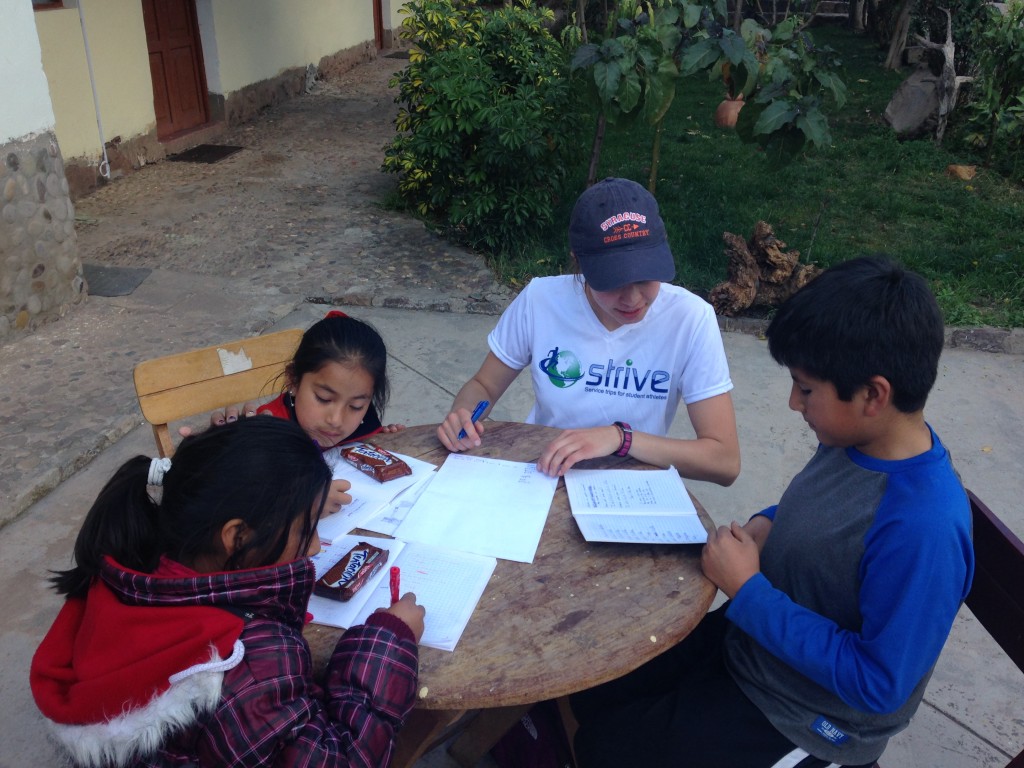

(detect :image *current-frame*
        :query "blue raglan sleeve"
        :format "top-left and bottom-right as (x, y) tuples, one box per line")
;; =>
(727, 474), (973, 714)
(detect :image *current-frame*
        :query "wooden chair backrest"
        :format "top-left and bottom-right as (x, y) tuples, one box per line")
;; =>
(963, 489), (1024, 768)
(133, 328), (303, 457)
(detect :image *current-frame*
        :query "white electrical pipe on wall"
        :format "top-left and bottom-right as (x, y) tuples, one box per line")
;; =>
(76, 0), (111, 179)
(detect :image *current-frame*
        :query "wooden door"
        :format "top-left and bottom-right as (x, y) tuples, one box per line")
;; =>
(373, 0), (384, 49)
(142, 0), (209, 139)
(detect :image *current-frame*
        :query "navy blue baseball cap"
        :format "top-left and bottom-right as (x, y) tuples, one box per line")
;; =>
(568, 177), (676, 291)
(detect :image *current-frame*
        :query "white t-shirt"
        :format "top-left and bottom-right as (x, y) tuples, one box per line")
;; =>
(487, 276), (733, 434)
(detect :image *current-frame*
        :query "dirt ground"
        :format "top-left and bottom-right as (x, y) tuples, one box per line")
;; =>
(73, 54), (515, 315)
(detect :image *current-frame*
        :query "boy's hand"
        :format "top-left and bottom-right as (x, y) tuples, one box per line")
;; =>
(324, 479), (353, 514)
(701, 521), (760, 598)
(381, 592), (426, 643)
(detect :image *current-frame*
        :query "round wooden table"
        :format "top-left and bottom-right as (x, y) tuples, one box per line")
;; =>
(303, 421), (717, 766)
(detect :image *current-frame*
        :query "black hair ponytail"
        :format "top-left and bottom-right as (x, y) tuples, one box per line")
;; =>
(50, 456), (162, 598)
(50, 418), (331, 599)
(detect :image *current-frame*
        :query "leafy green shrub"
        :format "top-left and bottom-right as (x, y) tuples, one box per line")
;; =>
(383, 0), (582, 255)
(570, 0), (848, 177)
(958, 1), (1024, 182)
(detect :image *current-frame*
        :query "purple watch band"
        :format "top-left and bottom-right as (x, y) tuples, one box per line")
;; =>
(614, 421), (632, 457)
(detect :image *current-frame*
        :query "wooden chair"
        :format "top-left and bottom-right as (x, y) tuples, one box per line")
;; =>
(133, 328), (302, 457)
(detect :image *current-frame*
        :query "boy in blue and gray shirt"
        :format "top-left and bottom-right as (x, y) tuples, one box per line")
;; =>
(572, 255), (974, 768)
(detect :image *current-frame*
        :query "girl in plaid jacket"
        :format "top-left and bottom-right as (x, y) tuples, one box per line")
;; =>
(31, 417), (424, 768)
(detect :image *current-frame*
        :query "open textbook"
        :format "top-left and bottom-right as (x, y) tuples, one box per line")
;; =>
(564, 466), (708, 544)
(308, 534), (496, 652)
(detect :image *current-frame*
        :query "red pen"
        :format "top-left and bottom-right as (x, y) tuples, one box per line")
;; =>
(390, 566), (400, 605)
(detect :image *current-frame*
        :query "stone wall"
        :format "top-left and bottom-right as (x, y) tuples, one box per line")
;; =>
(0, 133), (85, 344)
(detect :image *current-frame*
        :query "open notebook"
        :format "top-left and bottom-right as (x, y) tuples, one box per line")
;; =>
(308, 534), (496, 652)
(564, 466), (708, 544)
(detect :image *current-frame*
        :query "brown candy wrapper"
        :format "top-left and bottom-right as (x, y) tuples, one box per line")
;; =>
(314, 541), (389, 602)
(342, 443), (412, 483)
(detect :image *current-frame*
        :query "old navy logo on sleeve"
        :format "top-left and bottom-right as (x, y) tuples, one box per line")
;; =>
(539, 347), (669, 399)
(810, 716), (850, 746)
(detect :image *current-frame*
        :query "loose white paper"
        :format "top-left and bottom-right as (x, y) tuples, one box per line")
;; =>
(395, 453), (558, 563)
(308, 536), (495, 652)
(361, 472), (436, 536)
(565, 466), (707, 544)
(308, 534), (405, 630)
(353, 542), (496, 651)
(316, 446), (437, 541)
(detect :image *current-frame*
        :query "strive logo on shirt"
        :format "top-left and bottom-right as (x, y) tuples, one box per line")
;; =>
(539, 347), (584, 388)
(539, 347), (670, 400)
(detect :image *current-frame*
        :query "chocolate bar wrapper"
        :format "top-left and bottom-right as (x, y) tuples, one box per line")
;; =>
(341, 443), (412, 483)
(315, 541), (389, 602)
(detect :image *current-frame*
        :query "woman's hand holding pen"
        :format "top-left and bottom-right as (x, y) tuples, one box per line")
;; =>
(380, 593), (426, 643)
(437, 403), (488, 451)
(324, 479), (353, 515)
(536, 425), (622, 477)
(701, 521), (760, 598)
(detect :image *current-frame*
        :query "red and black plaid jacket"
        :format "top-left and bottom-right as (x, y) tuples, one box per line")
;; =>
(32, 556), (419, 767)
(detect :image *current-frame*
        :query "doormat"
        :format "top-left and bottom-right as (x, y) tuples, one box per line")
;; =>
(83, 263), (152, 297)
(168, 144), (243, 164)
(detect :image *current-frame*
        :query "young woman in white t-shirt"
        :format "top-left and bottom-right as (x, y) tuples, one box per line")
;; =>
(437, 178), (740, 486)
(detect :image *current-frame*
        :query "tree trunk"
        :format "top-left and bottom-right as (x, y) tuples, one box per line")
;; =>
(849, 0), (865, 31)
(914, 9), (973, 144)
(648, 117), (665, 195)
(883, 0), (914, 70)
(587, 112), (606, 188)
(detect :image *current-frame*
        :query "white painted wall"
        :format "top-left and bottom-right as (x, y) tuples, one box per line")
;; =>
(33, 0), (155, 161)
(19, 0), (378, 165)
(0, 0), (57, 144)
(208, 0), (375, 95)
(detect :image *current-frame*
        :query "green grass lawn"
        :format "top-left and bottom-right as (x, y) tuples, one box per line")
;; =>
(494, 24), (1024, 328)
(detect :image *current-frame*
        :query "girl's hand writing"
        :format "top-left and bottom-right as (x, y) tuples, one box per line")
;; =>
(324, 478), (353, 514)
(536, 425), (622, 476)
(381, 592), (426, 643)
(701, 521), (760, 598)
(437, 408), (486, 451)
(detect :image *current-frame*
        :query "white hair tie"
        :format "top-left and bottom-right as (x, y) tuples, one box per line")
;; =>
(148, 457), (172, 486)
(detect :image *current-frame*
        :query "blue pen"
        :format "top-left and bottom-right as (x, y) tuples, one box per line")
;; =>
(458, 400), (489, 440)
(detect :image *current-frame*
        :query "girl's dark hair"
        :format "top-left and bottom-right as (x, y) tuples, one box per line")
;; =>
(285, 313), (390, 415)
(51, 418), (331, 598)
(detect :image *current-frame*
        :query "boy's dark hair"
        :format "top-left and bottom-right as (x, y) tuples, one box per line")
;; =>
(766, 255), (944, 413)
(52, 418), (331, 598)
(286, 313), (390, 415)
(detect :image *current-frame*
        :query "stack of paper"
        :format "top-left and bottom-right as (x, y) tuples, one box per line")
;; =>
(564, 466), (708, 544)
(308, 534), (496, 652)
(395, 453), (559, 563)
(316, 445), (436, 541)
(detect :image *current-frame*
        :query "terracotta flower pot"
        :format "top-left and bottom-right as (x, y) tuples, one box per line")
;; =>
(714, 94), (745, 129)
